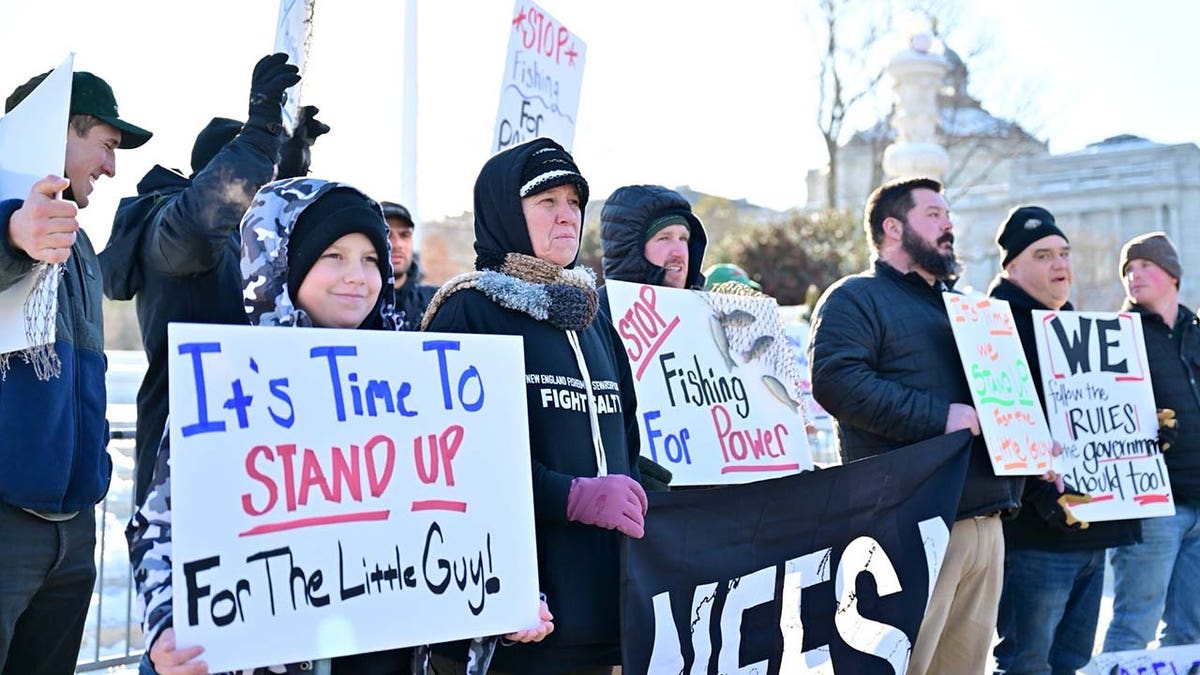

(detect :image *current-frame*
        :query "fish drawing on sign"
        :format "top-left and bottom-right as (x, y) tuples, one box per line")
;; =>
(762, 374), (801, 413)
(742, 335), (774, 363)
(717, 308), (757, 329)
(709, 314), (736, 371)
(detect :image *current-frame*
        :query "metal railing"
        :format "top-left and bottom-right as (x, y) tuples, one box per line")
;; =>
(77, 424), (143, 672)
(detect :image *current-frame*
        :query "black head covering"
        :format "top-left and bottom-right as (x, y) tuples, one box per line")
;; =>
(190, 117), (243, 176)
(286, 187), (391, 327)
(599, 184), (708, 289)
(472, 137), (588, 271)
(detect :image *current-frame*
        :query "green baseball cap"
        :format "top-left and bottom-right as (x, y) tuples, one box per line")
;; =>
(703, 263), (761, 291)
(6, 70), (152, 149)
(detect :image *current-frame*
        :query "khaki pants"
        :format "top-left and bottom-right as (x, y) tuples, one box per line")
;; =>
(906, 514), (1004, 675)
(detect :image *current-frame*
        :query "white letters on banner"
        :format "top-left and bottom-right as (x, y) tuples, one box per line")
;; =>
(168, 323), (539, 672)
(944, 294), (1054, 476)
(493, 0), (586, 153)
(0, 54), (71, 354)
(605, 280), (812, 485)
(1032, 310), (1175, 521)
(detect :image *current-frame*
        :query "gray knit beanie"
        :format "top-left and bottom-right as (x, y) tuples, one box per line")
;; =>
(1120, 232), (1182, 283)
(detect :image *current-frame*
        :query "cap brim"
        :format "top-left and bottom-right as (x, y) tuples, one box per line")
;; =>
(98, 115), (152, 149)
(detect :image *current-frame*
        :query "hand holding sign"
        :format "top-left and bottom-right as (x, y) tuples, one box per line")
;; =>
(8, 175), (78, 264)
(148, 628), (207, 675)
(945, 402), (981, 436)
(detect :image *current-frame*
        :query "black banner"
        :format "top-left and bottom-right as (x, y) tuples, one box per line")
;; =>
(621, 431), (974, 674)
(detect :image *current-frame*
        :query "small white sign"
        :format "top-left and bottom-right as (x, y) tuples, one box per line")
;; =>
(0, 54), (71, 355)
(492, 0), (587, 152)
(605, 281), (813, 485)
(1033, 310), (1175, 521)
(168, 323), (540, 672)
(944, 294), (1054, 476)
(1088, 644), (1200, 674)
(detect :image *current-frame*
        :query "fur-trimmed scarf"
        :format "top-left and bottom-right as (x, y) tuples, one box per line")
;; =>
(420, 253), (598, 331)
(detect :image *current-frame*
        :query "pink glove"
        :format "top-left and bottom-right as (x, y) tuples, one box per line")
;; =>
(566, 475), (649, 538)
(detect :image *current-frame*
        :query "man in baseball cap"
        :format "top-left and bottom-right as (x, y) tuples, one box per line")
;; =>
(380, 201), (438, 329)
(0, 66), (150, 674)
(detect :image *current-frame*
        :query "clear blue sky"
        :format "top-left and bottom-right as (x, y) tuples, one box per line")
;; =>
(2, 0), (1196, 246)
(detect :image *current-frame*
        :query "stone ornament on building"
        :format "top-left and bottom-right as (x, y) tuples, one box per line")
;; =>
(882, 31), (951, 179)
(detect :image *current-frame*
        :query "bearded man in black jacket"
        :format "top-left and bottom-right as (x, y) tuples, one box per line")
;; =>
(809, 176), (1022, 675)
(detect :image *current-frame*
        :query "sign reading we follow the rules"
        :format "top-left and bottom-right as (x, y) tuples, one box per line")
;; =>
(167, 323), (539, 672)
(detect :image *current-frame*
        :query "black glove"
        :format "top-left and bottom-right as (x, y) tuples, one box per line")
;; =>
(277, 105), (330, 179)
(1028, 481), (1091, 533)
(637, 455), (673, 493)
(247, 53), (301, 135)
(1158, 408), (1178, 452)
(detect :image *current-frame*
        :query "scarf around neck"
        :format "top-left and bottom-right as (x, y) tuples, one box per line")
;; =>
(420, 253), (598, 332)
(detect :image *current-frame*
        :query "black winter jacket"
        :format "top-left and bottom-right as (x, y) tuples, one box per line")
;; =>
(427, 138), (640, 673)
(597, 184), (708, 320)
(98, 124), (280, 506)
(989, 276), (1140, 551)
(809, 260), (1023, 519)
(1125, 301), (1200, 502)
(396, 258), (437, 330)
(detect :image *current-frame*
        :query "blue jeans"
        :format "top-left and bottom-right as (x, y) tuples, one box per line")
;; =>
(0, 503), (97, 675)
(993, 548), (1105, 675)
(1104, 502), (1200, 651)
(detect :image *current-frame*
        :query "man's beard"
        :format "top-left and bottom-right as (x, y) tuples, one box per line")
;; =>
(902, 224), (961, 279)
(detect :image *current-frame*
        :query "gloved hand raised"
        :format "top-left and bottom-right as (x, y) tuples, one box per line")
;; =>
(566, 474), (649, 538)
(277, 105), (330, 179)
(247, 53), (301, 135)
(1158, 408), (1178, 452)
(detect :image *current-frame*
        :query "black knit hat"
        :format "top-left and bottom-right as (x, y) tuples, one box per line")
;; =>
(996, 205), (1067, 267)
(6, 70), (152, 148)
(190, 117), (243, 176)
(519, 143), (589, 207)
(287, 188), (390, 299)
(1120, 232), (1182, 282)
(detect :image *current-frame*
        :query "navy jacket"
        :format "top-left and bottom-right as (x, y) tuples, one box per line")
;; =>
(809, 260), (1023, 519)
(0, 199), (111, 512)
(98, 123), (279, 506)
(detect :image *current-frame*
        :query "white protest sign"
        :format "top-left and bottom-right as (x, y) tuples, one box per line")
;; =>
(1087, 644), (1200, 675)
(944, 294), (1053, 476)
(492, 0), (586, 153)
(782, 319), (831, 432)
(273, 0), (315, 134)
(168, 323), (539, 672)
(606, 280), (812, 486)
(0, 54), (71, 354)
(1033, 310), (1174, 521)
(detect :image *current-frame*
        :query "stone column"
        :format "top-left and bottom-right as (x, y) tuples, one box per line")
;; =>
(882, 32), (950, 180)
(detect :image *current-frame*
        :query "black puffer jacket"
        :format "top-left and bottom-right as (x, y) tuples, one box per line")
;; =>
(1125, 301), (1200, 502)
(396, 257), (438, 330)
(809, 260), (1023, 519)
(98, 123), (280, 507)
(598, 184), (707, 289)
(989, 276), (1140, 551)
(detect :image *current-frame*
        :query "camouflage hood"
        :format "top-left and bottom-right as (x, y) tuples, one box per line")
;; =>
(239, 178), (398, 330)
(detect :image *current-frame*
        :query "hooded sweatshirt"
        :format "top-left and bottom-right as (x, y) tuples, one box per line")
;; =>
(598, 183), (708, 290)
(127, 179), (414, 675)
(424, 138), (641, 673)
